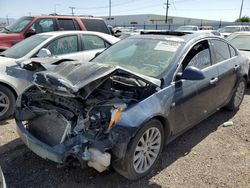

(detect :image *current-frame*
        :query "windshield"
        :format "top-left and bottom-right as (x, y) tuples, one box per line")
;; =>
(92, 37), (182, 77)
(218, 27), (240, 33)
(228, 35), (250, 51)
(3, 17), (33, 33)
(1, 34), (50, 59)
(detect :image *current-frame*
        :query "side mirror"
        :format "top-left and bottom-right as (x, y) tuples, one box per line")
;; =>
(94, 51), (102, 58)
(37, 48), (52, 58)
(25, 28), (36, 38)
(178, 66), (205, 80)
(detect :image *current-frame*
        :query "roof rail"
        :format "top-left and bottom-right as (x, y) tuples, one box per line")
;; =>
(48, 14), (94, 17)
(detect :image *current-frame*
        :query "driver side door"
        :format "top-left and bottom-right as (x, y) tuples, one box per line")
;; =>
(168, 40), (220, 134)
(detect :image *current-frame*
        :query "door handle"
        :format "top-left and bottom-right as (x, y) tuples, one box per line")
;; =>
(210, 77), (218, 85)
(234, 65), (240, 71)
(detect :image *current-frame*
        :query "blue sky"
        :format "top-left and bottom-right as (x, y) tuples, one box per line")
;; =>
(0, 0), (249, 21)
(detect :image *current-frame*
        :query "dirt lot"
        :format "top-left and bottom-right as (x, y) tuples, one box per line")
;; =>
(0, 89), (249, 188)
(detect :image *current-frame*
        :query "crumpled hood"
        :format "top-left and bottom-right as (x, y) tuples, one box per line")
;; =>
(34, 61), (161, 98)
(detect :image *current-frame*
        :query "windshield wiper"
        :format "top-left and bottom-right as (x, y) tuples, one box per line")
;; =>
(239, 49), (250, 52)
(0, 54), (5, 57)
(3, 27), (11, 33)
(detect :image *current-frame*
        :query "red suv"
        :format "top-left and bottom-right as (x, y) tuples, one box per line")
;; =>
(0, 15), (111, 51)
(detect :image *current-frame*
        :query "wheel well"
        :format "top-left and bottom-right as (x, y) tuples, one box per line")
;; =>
(154, 115), (171, 142)
(243, 74), (248, 83)
(0, 82), (17, 99)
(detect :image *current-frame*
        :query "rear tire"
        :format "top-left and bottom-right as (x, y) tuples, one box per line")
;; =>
(115, 119), (164, 180)
(0, 85), (15, 120)
(225, 79), (246, 111)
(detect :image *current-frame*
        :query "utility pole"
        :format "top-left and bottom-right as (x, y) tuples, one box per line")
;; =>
(109, 0), (111, 24)
(54, 4), (60, 14)
(165, 0), (170, 24)
(69, 7), (76, 16)
(239, 0), (244, 19)
(6, 15), (9, 25)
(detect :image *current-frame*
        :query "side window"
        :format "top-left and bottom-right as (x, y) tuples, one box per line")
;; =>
(57, 19), (79, 30)
(45, 35), (78, 55)
(81, 35), (107, 50)
(182, 40), (211, 70)
(30, 19), (55, 33)
(211, 39), (231, 63)
(81, 19), (110, 34)
(229, 45), (237, 57)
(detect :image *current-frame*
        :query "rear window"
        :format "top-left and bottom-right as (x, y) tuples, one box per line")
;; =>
(211, 40), (231, 64)
(81, 19), (110, 34)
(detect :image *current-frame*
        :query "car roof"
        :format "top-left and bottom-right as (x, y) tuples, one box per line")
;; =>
(230, 31), (250, 35)
(179, 25), (197, 27)
(133, 31), (221, 43)
(25, 15), (104, 20)
(35, 31), (120, 44)
(36, 30), (111, 37)
(224, 25), (249, 28)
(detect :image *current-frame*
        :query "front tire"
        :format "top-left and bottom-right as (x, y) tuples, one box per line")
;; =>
(116, 119), (164, 180)
(0, 85), (15, 120)
(225, 79), (246, 111)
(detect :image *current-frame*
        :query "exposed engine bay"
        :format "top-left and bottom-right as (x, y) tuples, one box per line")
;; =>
(15, 63), (158, 172)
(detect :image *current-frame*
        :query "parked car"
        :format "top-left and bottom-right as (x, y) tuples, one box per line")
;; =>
(176, 25), (199, 31)
(15, 31), (249, 180)
(0, 31), (119, 120)
(199, 26), (214, 30)
(0, 15), (111, 51)
(227, 32), (250, 79)
(217, 25), (250, 37)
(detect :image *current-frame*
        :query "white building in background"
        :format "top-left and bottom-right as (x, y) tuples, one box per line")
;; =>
(101, 14), (231, 30)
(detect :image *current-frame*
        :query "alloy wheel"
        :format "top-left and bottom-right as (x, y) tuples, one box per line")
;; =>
(234, 81), (245, 108)
(133, 127), (161, 174)
(0, 91), (9, 116)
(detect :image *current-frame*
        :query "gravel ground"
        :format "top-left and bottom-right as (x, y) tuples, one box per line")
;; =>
(0, 89), (249, 188)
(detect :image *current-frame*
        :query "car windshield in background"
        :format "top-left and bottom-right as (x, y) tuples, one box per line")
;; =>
(228, 35), (250, 51)
(1, 34), (50, 59)
(92, 37), (183, 77)
(3, 17), (33, 33)
(218, 27), (240, 33)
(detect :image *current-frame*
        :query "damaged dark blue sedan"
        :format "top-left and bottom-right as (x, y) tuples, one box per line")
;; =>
(15, 31), (249, 180)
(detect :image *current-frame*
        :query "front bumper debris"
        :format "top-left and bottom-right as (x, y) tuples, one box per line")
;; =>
(16, 120), (66, 163)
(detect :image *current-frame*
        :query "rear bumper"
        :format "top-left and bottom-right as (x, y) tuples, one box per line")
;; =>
(16, 120), (65, 163)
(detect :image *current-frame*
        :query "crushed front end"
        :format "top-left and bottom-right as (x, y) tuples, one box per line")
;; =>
(15, 62), (159, 172)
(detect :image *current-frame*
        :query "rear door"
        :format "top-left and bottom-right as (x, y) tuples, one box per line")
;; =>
(210, 39), (238, 106)
(168, 40), (220, 134)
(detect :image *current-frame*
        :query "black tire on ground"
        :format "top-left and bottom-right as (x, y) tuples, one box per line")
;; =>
(225, 79), (246, 111)
(0, 84), (16, 120)
(115, 119), (164, 180)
